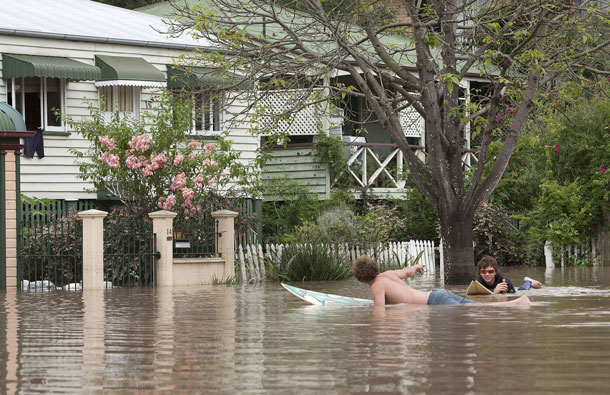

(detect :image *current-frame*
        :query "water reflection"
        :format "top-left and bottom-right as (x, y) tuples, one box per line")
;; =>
(0, 267), (610, 393)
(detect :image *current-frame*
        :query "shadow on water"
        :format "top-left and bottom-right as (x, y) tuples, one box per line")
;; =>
(1, 266), (610, 393)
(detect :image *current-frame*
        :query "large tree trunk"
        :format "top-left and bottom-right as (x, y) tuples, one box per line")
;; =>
(438, 208), (476, 284)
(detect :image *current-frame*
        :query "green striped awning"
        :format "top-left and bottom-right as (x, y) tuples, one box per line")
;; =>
(0, 102), (26, 131)
(95, 55), (165, 87)
(1, 53), (101, 80)
(167, 65), (248, 90)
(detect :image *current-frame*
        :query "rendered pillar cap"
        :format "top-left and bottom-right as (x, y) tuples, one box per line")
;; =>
(149, 210), (178, 219)
(77, 209), (108, 218)
(211, 209), (239, 218)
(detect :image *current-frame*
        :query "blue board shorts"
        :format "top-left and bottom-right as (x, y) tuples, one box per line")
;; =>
(427, 289), (478, 305)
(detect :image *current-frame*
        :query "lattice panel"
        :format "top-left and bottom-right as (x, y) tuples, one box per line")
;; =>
(399, 106), (424, 137)
(257, 90), (322, 135)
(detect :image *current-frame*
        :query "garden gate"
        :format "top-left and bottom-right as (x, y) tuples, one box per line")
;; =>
(18, 204), (159, 291)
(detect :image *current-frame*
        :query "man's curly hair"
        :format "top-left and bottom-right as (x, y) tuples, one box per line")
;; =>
(352, 256), (379, 283)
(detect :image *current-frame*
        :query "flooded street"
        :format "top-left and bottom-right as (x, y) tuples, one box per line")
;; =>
(2, 266), (610, 393)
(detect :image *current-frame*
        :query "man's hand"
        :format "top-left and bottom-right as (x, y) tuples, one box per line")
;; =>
(494, 280), (508, 294)
(409, 264), (425, 277)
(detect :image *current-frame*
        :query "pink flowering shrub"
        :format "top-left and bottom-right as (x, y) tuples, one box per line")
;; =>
(69, 92), (250, 219)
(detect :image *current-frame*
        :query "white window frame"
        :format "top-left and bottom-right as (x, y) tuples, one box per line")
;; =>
(6, 77), (66, 131)
(98, 85), (141, 120)
(192, 90), (225, 136)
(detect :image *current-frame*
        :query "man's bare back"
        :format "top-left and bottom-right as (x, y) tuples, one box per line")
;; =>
(370, 269), (430, 305)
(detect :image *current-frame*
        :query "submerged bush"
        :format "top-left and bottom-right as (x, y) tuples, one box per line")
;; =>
(272, 243), (352, 281)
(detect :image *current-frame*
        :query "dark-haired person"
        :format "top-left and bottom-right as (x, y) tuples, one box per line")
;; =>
(475, 255), (542, 294)
(352, 256), (531, 306)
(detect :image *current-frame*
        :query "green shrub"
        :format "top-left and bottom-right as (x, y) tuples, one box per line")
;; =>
(473, 203), (525, 266)
(271, 243), (352, 281)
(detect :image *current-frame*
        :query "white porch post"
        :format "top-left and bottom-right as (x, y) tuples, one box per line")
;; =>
(149, 210), (177, 287)
(78, 209), (108, 290)
(211, 210), (239, 279)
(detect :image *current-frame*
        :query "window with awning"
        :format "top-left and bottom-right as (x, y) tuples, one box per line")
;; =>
(2, 54), (101, 80)
(166, 65), (247, 90)
(94, 55), (166, 88)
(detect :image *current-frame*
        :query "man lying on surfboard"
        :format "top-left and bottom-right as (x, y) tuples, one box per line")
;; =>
(352, 256), (532, 306)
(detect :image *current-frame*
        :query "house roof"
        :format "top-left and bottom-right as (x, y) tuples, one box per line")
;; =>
(0, 0), (213, 50)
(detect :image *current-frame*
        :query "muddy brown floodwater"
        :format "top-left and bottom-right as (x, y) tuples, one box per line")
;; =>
(2, 265), (610, 393)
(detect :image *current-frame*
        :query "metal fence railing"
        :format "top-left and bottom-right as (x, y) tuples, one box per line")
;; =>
(18, 214), (82, 291)
(173, 215), (219, 258)
(104, 217), (157, 287)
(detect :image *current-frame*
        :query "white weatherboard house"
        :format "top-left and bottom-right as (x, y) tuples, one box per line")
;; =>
(0, 0), (261, 204)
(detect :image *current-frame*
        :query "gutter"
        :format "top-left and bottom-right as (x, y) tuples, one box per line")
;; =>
(0, 28), (229, 53)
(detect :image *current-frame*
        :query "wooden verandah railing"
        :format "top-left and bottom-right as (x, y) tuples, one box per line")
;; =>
(340, 141), (478, 194)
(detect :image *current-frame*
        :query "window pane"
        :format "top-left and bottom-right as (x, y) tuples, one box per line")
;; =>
(46, 78), (62, 127)
(99, 86), (113, 111)
(212, 95), (221, 131)
(7, 79), (12, 106)
(195, 92), (204, 131)
(119, 86), (133, 112)
(23, 77), (42, 130)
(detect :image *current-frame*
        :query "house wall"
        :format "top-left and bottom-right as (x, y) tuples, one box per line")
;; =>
(0, 35), (259, 200)
(262, 146), (329, 200)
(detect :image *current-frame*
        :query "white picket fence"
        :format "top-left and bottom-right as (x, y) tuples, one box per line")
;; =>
(544, 239), (600, 268)
(235, 240), (436, 283)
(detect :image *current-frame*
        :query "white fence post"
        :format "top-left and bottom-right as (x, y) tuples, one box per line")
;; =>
(212, 210), (239, 280)
(544, 240), (554, 268)
(78, 209), (108, 290)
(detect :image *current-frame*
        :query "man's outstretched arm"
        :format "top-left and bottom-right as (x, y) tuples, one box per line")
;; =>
(388, 264), (425, 279)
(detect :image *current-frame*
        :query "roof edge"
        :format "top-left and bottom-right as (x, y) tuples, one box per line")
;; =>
(0, 27), (219, 52)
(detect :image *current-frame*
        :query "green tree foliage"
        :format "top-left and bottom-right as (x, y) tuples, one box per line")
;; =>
(166, 0), (610, 283)
(493, 82), (610, 249)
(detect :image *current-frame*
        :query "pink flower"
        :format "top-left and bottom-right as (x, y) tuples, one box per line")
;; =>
(157, 197), (166, 208)
(150, 153), (167, 169)
(162, 195), (176, 211)
(101, 152), (120, 168)
(182, 187), (194, 200)
(208, 177), (216, 185)
(170, 172), (187, 191)
(125, 155), (143, 169)
(205, 143), (216, 151)
(202, 159), (211, 166)
(204, 150), (211, 156)
(554, 144), (560, 153)
(600, 168), (606, 173)
(173, 154), (184, 166)
(188, 141), (202, 148)
(141, 165), (154, 176)
(506, 106), (517, 115)
(496, 113), (504, 123)
(220, 171), (227, 178)
(128, 135), (150, 152)
(98, 135), (116, 150)
(213, 161), (218, 166)
(188, 153), (196, 159)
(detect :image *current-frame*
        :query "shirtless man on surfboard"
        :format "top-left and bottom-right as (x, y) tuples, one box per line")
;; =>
(352, 256), (532, 306)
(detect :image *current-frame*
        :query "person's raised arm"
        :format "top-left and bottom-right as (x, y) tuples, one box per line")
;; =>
(390, 264), (425, 279)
